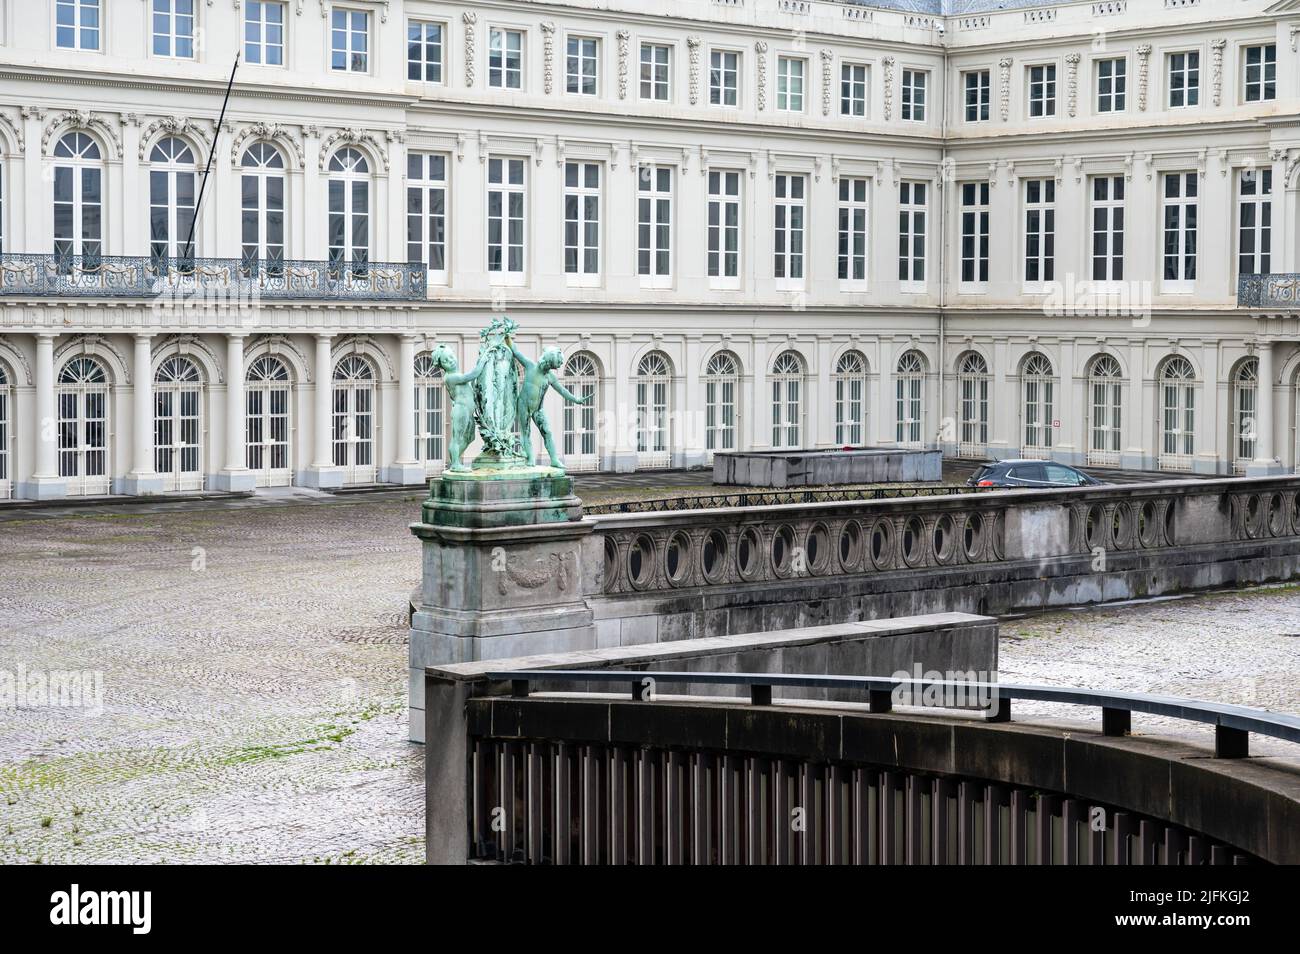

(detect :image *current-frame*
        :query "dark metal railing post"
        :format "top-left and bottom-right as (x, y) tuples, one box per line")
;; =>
(510, 679), (530, 699)
(1102, 707), (1131, 737)
(868, 689), (893, 713)
(1214, 725), (1249, 759)
(750, 684), (772, 706)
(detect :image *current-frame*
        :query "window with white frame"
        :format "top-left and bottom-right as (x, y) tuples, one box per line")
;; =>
(1162, 172), (1197, 288)
(407, 20), (444, 83)
(773, 173), (806, 288)
(53, 132), (103, 263)
(637, 164), (672, 285)
(562, 353), (600, 464)
(834, 350), (868, 446)
(1168, 51), (1199, 108)
(895, 351), (924, 445)
(1091, 175), (1125, 282)
(152, 0), (195, 59)
(407, 152), (448, 283)
(413, 352), (445, 472)
(964, 70), (990, 123)
(331, 8), (369, 73)
(1237, 168), (1272, 277)
(1028, 64), (1057, 118)
(710, 49), (739, 106)
(240, 142), (285, 269)
(56, 0), (100, 51)
(841, 63), (867, 117)
(707, 170), (741, 288)
(1023, 178), (1055, 285)
(245, 2), (285, 66)
(640, 43), (670, 101)
(957, 352), (990, 457)
(898, 181), (926, 287)
(1243, 44), (1276, 103)
(1021, 353), (1055, 455)
(327, 147), (370, 268)
(149, 136), (197, 264)
(489, 28), (523, 90)
(566, 35), (599, 96)
(1087, 354), (1123, 466)
(901, 69), (927, 121)
(487, 157), (526, 278)
(1159, 356), (1196, 469)
(959, 182), (989, 287)
(770, 351), (803, 449)
(563, 161), (601, 282)
(777, 56), (805, 112)
(837, 177), (868, 285)
(1096, 57), (1126, 112)
(635, 351), (671, 461)
(704, 351), (739, 452)
(1232, 358), (1258, 471)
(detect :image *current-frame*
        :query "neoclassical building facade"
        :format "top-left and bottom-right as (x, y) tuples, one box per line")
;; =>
(0, 0), (1298, 498)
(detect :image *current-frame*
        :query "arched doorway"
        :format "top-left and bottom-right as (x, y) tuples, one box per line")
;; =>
(413, 351), (445, 475)
(57, 356), (111, 496)
(154, 355), (204, 491)
(561, 352), (599, 472)
(245, 355), (292, 487)
(332, 355), (376, 484)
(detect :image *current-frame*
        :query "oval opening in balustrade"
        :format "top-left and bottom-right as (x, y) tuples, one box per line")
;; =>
(963, 512), (984, 561)
(932, 513), (955, 564)
(1245, 494), (1262, 538)
(1137, 500), (1158, 548)
(702, 529), (728, 582)
(870, 518), (894, 569)
(902, 515), (926, 567)
(772, 525), (797, 576)
(603, 536), (618, 591)
(665, 530), (692, 586)
(1268, 493), (1286, 537)
(806, 523), (830, 574)
(737, 526), (762, 580)
(628, 534), (656, 589)
(838, 520), (862, 571)
(1111, 502), (1133, 549)
(1085, 505), (1106, 551)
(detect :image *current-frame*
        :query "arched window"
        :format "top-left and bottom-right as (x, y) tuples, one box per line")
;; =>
(834, 350), (868, 447)
(1231, 358), (1258, 473)
(635, 351), (672, 466)
(53, 132), (103, 264)
(246, 355), (292, 486)
(956, 352), (989, 457)
(57, 355), (110, 495)
(328, 147), (370, 270)
(896, 350), (924, 446)
(414, 352), (444, 473)
(154, 355), (204, 491)
(1021, 353), (1055, 457)
(149, 136), (197, 265)
(1087, 354), (1123, 466)
(0, 363), (10, 498)
(771, 350), (804, 449)
(332, 354), (375, 483)
(1159, 356), (1196, 471)
(562, 352), (600, 470)
(704, 351), (740, 453)
(240, 143), (286, 270)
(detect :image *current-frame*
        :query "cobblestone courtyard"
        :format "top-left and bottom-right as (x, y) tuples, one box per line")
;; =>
(1, 489), (1297, 864)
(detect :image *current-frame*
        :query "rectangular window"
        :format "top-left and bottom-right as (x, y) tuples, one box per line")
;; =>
(566, 35), (599, 96)
(489, 28), (523, 90)
(640, 43), (670, 101)
(153, 0), (195, 59)
(637, 164), (672, 285)
(773, 173), (806, 287)
(406, 153), (447, 283)
(898, 181), (926, 286)
(331, 9), (369, 73)
(841, 63), (867, 117)
(959, 182), (989, 286)
(563, 161), (601, 281)
(487, 157), (526, 278)
(837, 177), (869, 285)
(777, 57), (805, 112)
(964, 70), (990, 123)
(1097, 57), (1126, 112)
(1162, 172), (1198, 287)
(56, 0), (100, 51)
(1243, 44), (1276, 103)
(901, 69), (927, 121)
(1091, 175), (1125, 282)
(1023, 178), (1055, 284)
(1028, 64), (1057, 118)
(1238, 168), (1272, 276)
(710, 50), (739, 107)
(245, 2), (285, 67)
(707, 170), (741, 287)
(1168, 51), (1199, 108)
(407, 20), (443, 83)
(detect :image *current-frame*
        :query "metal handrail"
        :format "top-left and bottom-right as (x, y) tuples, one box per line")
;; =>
(1238, 272), (1299, 309)
(583, 484), (988, 514)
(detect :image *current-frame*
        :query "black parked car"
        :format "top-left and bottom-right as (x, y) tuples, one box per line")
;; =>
(966, 460), (1106, 488)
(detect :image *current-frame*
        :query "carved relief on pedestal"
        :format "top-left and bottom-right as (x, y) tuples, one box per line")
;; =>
(463, 12), (477, 88)
(820, 49), (834, 116)
(1211, 39), (1226, 107)
(1136, 45), (1152, 111)
(882, 56), (895, 121)
(543, 23), (557, 95)
(755, 41), (769, 111)
(998, 57), (1012, 121)
(616, 30), (630, 100)
(688, 36), (702, 106)
(1065, 53), (1080, 118)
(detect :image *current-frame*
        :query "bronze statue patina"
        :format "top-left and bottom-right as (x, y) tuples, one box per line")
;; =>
(429, 344), (488, 473)
(506, 335), (593, 471)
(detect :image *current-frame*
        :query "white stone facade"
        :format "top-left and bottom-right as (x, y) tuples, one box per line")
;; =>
(0, 0), (1298, 498)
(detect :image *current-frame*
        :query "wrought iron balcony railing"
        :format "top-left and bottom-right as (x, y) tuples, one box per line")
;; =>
(1238, 273), (1300, 309)
(0, 253), (427, 301)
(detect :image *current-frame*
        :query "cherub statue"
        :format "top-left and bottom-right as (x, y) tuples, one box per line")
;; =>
(505, 337), (593, 471)
(429, 344), (488, 472)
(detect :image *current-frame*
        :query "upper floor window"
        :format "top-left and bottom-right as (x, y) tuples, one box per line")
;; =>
(245, 2), (285, 67)
(777, 57), (805, 112)
(773, 173), (806, 288)
(153, 0), (195, 59)
(327, 147), (370, 267)
(837, 177), (869, 285)
(898, 181), (926, 287)
(563, 161), (601, 282)
(1161, 172), (1198, 288)
(566, 36), (599, 96)
(707, 170), (741, 288)
(407, 153), (448, 283)
(489, 28), (524, 90)
(331, 9), (369, 73)
(1028, 64), (1056, 118)
(1023, 178), (1055, 285)
(959, 182), (989, 287)
(487, 157), (526, 277)
(901, 69), (927, 121)
(407, 20), (444, 84)
(637, 165), (673, 286)
(1168, 51), (1199, 108)
(964, 70), (990, 123)
(841, 63), (867, 117)
(1243, 44), (1276, 103)
(240, 142), (286, 268)
(1091, 175), (1125, 282)
(710, 50), (739, 107)
(1237, 168), (1272, 277)
(1096, 57), (1126, 112)
(56, 0), (99, 51)
(149, 136), (197, 264)
(640, 43), (671, 102)
(53, 132), (103, 261)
